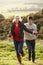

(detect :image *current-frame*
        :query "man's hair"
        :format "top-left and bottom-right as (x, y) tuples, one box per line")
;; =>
(29, 16), (33, 20)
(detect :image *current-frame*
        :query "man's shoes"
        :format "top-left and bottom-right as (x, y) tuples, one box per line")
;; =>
(32, 60), (35, 63)
(28, 58), (31, 61)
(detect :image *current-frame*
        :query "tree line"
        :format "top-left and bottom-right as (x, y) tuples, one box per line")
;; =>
(0, 9), (43, 40)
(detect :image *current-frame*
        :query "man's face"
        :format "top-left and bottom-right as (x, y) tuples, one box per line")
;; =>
(29, 19), (33, 25)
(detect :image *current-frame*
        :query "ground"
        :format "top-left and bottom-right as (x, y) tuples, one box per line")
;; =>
(0, 39), (43, 65)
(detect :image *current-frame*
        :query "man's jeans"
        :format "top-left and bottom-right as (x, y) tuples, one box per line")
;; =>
(14, 40), (24, 57)
(26, 40), (35, 62)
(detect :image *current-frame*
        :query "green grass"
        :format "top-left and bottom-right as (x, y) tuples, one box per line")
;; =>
(0, 40), (43, 65)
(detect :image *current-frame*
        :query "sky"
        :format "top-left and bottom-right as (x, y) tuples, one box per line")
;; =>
(0, 0), (43, 6)
(0, 0), (43, 17)
(0, 0), (43, 8)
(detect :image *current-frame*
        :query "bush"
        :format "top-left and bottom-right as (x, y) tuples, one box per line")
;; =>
(39, 26), (43, 34)
(0, 14), (5, 22)
(38, 34), (43, 39)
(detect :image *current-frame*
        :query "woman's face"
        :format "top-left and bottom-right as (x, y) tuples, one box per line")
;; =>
(15, 16), (20, 23)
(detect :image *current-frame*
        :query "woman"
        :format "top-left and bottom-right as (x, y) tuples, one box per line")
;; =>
(10, 16), (33, 65)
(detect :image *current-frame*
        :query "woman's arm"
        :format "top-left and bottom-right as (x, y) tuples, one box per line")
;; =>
(11, 23), (14, 36)
(22, 23), (33, 34)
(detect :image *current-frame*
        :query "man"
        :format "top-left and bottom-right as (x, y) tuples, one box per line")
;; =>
(24, 16), (38, 62)
(9, 16), (33, 65)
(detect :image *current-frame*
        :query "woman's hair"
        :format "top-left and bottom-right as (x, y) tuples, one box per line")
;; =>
(12, 16), (22, 22)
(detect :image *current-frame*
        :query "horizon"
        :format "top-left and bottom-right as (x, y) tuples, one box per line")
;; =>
(0, 0), (43, 18)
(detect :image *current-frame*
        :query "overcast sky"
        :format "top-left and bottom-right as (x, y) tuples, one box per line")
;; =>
(0, 0), (43, 13)
(0, 0), (43, 6)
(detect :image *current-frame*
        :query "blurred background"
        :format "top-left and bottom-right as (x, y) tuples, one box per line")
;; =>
(0, 0), (43, 40)
(0, 0), (43, 65)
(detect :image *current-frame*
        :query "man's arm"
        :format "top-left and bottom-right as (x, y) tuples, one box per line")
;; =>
(33, 24), (38, 36)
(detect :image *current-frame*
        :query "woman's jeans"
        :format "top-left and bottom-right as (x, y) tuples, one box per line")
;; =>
(26, 40), (35, 62)
(14, 40), (24, 57)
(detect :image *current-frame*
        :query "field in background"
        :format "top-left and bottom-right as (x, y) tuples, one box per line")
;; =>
(0, 39), (43, 65)
(1, 11), (36, 18)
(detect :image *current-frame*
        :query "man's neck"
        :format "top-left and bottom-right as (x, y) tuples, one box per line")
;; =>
(29, 23), (33, 25)
(28, 21), (33, 25)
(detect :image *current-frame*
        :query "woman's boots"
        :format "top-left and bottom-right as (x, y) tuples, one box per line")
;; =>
(17, 55), (22, 65)
(21, 50), (25, 57)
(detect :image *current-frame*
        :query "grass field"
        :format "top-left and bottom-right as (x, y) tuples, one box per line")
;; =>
(0, 40), (43, 65)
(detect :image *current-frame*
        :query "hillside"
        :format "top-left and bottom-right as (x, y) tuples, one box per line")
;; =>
(0, 40), (43, 65)
(0, 9), (43, 40)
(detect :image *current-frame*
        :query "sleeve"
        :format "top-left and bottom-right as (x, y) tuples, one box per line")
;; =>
(33, 24), (37, 31)
(11, 23), (14, 36)
(33, 24), (38, 36)
(23, 23), (33, 34)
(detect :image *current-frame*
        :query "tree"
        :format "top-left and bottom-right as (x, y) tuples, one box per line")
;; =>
(42, 9), (43, 14)
(0, 14), (5, 22)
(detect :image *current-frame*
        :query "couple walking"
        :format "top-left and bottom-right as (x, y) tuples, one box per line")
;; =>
(9, 16), (38, 65)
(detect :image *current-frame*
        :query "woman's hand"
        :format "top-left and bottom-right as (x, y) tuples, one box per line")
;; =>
(8, 31), (12, 38)
(33, 31), (38, 36)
